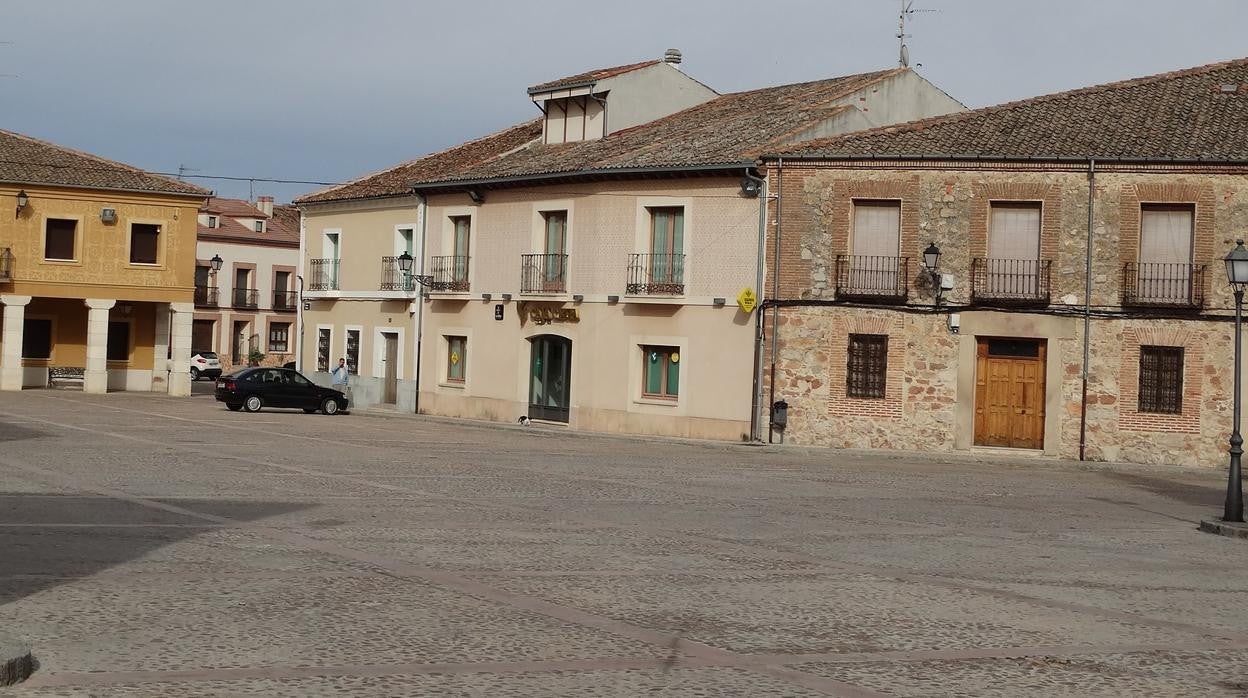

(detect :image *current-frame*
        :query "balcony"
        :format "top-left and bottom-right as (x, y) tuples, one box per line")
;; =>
(521, 253), (568, 294)
(1122, 263), (1206, 309)
(232, 288), (258, 309)
(273, 290), (298, 312)
(308, 259), (339, 291)
(0, 248), (12, 282)
(379, 256), (416, 292)
(971, 258), (1051, 306)
(430, 255), (471, 292)
(193, 285), (218, 308)
(834, 255), (909, 301)
(626, 253), (685, 295)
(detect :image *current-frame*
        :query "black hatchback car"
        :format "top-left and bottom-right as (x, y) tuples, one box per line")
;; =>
(215, 367), (348, 415)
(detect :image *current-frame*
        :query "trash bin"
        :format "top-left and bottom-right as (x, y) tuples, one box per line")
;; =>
(771, 400), (789, 431)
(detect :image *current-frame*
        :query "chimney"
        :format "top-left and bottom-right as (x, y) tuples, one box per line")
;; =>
(256, 195), (274, 217)
(663, 48), (682, 69)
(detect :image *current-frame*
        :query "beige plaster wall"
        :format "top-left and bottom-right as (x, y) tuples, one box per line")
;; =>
(301, 199), (421, 293)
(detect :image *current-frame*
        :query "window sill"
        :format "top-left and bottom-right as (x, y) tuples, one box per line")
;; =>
(42, 259), (81, 265)
(439, 381), (466, 389)
(635, 396), (679, 407)
(127, 263), (164, 270)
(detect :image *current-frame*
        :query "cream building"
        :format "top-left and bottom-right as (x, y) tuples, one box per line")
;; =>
(297, 51), (964, 438)
(193, 197), (300, 374)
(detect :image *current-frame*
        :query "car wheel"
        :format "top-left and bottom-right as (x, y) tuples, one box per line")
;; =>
(243, 395), (263, 413)
(190, 367), (200, 381)
(226, 403), (243, 412)
(321, 398), (340, 415)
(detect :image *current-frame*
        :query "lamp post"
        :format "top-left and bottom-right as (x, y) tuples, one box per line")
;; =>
(922, 241), (942, 306)
(1223, 240), (1248, 523)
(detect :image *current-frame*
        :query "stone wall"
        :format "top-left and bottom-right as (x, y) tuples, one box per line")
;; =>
(764, 162), (1248, 467)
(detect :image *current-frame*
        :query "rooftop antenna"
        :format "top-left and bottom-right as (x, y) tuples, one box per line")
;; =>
(176, 164), (201, 181)
(898, 0), (936, 68)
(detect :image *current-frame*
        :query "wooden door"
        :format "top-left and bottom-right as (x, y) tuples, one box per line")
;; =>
(382, 334), (398, 404)
(974, 338), (1046, 449)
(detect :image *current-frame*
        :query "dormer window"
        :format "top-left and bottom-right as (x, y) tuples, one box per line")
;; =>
(541, 95), (605, 145)
(207, 216), (218, 229)
(254, 221), (264, 233)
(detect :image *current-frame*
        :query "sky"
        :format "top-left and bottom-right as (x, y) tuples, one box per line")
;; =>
(3, 0), (1246, 203)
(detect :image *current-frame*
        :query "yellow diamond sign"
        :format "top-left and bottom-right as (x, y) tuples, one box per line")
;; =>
(736, 287), (758, 314)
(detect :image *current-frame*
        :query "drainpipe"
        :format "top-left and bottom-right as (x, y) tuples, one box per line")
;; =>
(746, 169), (769, 442)
(1079, 159), (1095, 461)
(295, 274), (304, 373)
(413, 192), (428, 415)
(768, 158), (784, 443)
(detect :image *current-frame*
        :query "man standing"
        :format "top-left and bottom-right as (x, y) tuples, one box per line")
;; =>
(331, 357), (351, 409)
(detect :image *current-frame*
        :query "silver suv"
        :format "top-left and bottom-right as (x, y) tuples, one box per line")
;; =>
(191, 351), (222, 381)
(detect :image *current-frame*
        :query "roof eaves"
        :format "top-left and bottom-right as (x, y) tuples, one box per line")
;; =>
(0, 177), (210, 199)
(411, 162), (756, 192)
(758, 152), (1248, 166)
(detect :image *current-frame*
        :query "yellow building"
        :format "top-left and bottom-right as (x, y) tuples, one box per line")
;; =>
(0, 129), (209, 395)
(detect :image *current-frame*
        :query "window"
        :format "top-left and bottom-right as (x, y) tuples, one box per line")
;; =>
(254, 220), (264, 233)
(207, 216), (218, 229)
(398, 228), (414, 256)
(986, 203), (1042, 295)
(1139, 345), (1183, 414)
(648, 207), (684, 285)
(345, 329), (360, 375)
(22, 319), (52, 360)
(451, 216), (471, 282)
(107, 321), (130, 362)
(851, 201), (900, 258)
(45, 218), (77, 261)
(268, 323), (290, 353)
(317, 328), (332, 372)
(129, 223), (160, 264)
(846, 334), (888, 398)
(274, 270), (290, 293)
(446, 335), (466, 383)
(1137, 205), (1195, 302)
(642, 345), (680, 399)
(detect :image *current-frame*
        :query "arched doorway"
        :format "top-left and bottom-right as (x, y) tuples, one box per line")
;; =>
(529, 335), (571, 422)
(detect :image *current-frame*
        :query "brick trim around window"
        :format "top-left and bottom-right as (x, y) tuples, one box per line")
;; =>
(828, 314), (903, 420)
(1118, 325), (1202, 433)
(1118, 182), (1215, 272)
(968, 182), (1061, 262)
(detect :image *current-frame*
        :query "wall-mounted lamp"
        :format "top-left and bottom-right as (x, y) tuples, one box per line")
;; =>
(740, 176), (762, 198)
(14, 190), (28, 218)
(210, 253), (224, 272)
(922, 241), (943, 306)
(397, 251), (414, 273)
(467, 189), (485, 204)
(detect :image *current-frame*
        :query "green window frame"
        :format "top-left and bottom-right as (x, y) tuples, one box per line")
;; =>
(447, 336), (467, 383)
(642, 345), (680, 399)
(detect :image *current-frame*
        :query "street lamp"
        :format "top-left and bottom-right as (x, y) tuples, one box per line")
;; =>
(397, 251), (413, 274)
(210, 254), (224, 272)
(923, 241), (942, 306)
(1223, 240), (1248, 523)
(14, 190), (28, 218)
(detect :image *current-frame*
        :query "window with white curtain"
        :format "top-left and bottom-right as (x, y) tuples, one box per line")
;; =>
(1137, 205), (1194, 302)
(848, 201), (901, 293)
(986, 203), (1041, 295)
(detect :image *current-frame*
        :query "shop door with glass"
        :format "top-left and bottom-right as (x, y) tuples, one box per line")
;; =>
(529, 335), (572, 422)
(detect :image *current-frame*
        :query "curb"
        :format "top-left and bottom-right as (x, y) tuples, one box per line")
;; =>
(1199, 519), (1248, 539)
(0, 634), (34, 687)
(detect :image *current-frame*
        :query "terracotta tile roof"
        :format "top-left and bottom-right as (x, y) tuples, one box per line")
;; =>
(771, 57), (1248, 162)
(0, 128), (209, 197)
(528, 60), (662, 94)
(203, 197), (266, 218)
(412, 69), (901, 188)
(295, 119), (545, 205)
(198, 197), (298, 246)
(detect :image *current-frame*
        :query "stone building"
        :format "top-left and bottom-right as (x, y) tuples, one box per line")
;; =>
(759, 57), (1248, 468)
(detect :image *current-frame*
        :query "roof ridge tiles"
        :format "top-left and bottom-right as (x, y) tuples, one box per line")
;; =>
(0, 128), (211, 196)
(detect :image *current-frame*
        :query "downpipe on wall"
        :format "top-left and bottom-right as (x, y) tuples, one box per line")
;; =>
(1079, 159), (1095, 461)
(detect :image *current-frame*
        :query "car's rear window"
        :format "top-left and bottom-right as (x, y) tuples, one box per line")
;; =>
(195, 351), (218, 359)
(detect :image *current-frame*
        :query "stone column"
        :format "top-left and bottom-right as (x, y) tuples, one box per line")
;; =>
(168, 303), (193, 397)
(0, 295), (31, 391)
(84, 299), (117, 394)
(151, 303), (170, 393)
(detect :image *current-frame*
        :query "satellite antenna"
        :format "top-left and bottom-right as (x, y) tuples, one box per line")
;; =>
(898, 0), (936, 68)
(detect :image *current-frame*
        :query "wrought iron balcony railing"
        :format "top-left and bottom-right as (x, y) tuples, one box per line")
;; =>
(430, 255), (471, 292)
(626, 253), (685, 295)
(0, 248), (13, 282)
(971, 258), (1051, 305)
(273, 290), (298, 311)
(1122, 262), (1206, 308)
(834, 255), (909, 301)
(194, 285), (218, 308)
(521, 253), (568, 294)
(232, 288), (259, 309)
(308, 258), (339, 291)
(379, 256), (416, 292)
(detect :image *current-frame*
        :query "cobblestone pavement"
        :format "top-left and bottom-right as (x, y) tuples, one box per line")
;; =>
(1, 390), (1246, 696)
